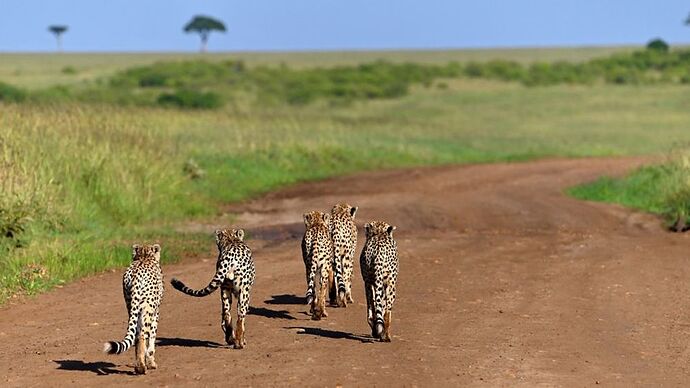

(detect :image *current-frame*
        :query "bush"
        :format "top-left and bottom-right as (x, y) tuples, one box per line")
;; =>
(111, 60), (244, 89)
(0, 82), (27, 103)
(61, 66), (78, 75)
(646, 38), (670, 53)
(463, 60), (524, 82)
(603, 66), (644, 84)
(106, 59), (462, 106)
(34, 85), (72, 101)
(157, 89), (223, 109)
(0, 206), (30, 240)
(21, 45), (690, 108)
(464, 62), (484, 78)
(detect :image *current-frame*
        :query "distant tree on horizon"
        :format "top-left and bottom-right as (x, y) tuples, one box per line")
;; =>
(48, 25), (68, 52)
(646, 38), (669, 52)
(184, 15), (226, 53)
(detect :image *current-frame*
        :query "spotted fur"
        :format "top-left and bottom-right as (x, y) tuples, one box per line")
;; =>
(301, 211), (335, 320)
(171, 229), (255, 349)
(360, 221), (398, 342)
(104, 244), (164, 375)
(331, 203), (358, 307)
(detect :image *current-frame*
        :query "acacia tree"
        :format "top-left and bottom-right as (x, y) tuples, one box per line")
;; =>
(184, 15), (226, 52)
(48, 25), (68, 52)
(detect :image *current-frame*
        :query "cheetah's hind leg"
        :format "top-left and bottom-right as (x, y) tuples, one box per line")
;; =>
(328, 266), (338, 306)
(221, 286), (235, 346)
(383, 310), (392, 342)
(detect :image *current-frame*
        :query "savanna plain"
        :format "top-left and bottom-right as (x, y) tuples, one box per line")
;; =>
(3, 47), (690, 386)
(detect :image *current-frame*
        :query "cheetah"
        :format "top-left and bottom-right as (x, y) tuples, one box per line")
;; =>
(360, 221), (398, 342)
(170, 229), (255, 349)
(331, 203), (358, 307)
(301, 211), (335, 320)
(104, 244), (164, 375)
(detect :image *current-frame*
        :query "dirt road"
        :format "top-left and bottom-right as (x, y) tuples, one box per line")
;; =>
(3, 157), (690, 387)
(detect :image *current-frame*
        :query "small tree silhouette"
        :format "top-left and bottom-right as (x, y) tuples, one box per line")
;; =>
(48, 25), (68, 52)
(646, 38), (669, 52)
(184, 16), (226, 52)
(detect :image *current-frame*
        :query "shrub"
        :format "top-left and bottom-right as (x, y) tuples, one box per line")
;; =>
(603, 66), (644, 84)
(61, 66), (78, 75)
(0, 206), (31, 240)
(464, 62), (484, 78)
(463, 60), (524, 82)
(111, 60), (244, 89)
(34, 85), (71, 101)
(157, 89), (223, 109)
(436, 82), (449, 90)
(0, 82), (27, 103)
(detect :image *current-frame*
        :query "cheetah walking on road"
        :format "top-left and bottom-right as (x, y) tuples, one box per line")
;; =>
(171, 229), (255, 349)
(360, 221), (398, 342)
(301, 211), (335, 319)
(331, 203), (358, 307)
(104, 244), (164, 374)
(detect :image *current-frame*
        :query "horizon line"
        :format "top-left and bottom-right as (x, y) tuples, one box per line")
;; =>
(0, 43), (667, 55)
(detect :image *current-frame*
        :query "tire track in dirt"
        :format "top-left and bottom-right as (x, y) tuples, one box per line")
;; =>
(3, 157), (690, 386)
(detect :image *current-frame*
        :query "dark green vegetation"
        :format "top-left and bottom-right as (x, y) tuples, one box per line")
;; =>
(4, 45), (690, 110)
(464, 44), (690, 86)
(0, 81), (27, 102)
(37, 60), (462, 108)
(647, 38), (670, 53)
(0, 47), (636, 89)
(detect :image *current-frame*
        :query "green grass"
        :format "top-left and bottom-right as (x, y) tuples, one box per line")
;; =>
(5, 50), (690, 302)
(0, 228), (210, 299)
(570, 148), (690, 226)
(569, 165), (671, 215)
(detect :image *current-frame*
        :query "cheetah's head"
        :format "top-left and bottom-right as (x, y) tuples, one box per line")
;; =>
(332, 203), (358, 219)
(364, 221), (396, 239)
(131, 243), (161, 262)
(215, 228), (245, 248)
(303, 211), (330, 229)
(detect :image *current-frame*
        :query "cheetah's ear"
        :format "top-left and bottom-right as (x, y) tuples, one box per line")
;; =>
(323, 213), (330, 225)
(387, 225), (396, 237)
(131, 244), (140, 259)
(364, 223), (371, 236)
(235, 229), (245, 241)
(215, 230), (223, 245)
(152, 243), (161, 254)
(350, 206), (358, 218)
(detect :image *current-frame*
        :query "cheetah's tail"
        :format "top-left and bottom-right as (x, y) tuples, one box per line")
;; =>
(103, 305), (145, 355)
(170, 276), (220, 297)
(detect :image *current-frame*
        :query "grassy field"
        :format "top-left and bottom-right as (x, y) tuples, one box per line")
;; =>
(2, 48), (690, 301)
(0, 46), (637, 89)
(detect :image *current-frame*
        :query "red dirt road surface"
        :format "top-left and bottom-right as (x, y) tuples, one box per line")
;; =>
(3, 157), (690, 387)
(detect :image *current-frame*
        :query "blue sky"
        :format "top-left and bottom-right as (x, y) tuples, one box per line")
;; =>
(1, 1), (690, 52)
